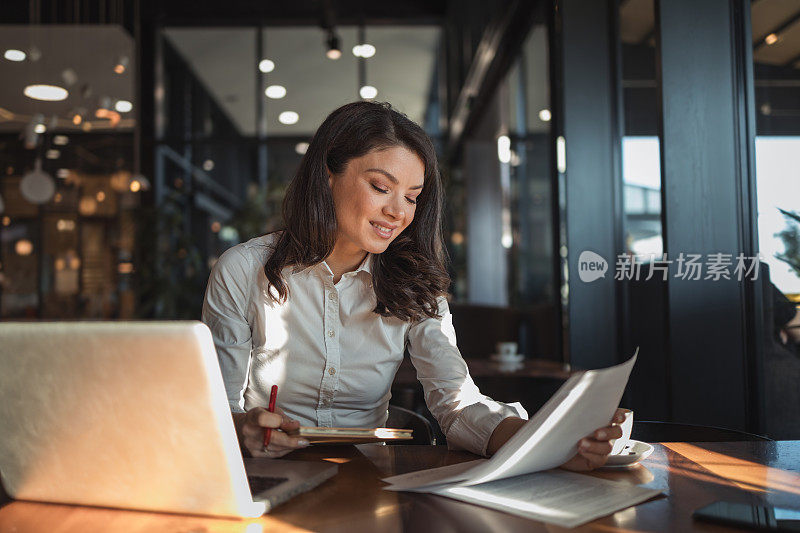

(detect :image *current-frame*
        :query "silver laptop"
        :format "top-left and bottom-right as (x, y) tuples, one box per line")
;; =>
(0, 321), (337, 518)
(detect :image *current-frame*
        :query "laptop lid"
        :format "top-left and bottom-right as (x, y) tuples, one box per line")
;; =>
(0, 321), (266, 518)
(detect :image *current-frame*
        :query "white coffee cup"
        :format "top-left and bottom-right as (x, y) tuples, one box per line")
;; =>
(496, 342), (518, 359)
(611, 408), (633, 455)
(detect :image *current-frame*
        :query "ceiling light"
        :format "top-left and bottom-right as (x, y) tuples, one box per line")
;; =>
(295, 142), (309, 155)
(15, 239), (33, 256)
(20, 159), (55, 204)
(115, 100), (132, 113)
(353, 44), (376, 58)
(279, 111), (299, 125)
(538, 109), (552, 122)
(78, 196), (97, 216)
(53, 135), (69, 145)
(57, 168), (70, 178)
(5, 49), (26, 61)
(203, 159), (214, 171)
(46, 149), (60, 160)
(114, 55), (129, 74)
(259, 59), (275, 73)
(24, 84), (68, 102)
(34, 123), (46, 134)
(765, 33), (779, 46)
(497, 135), (511, 164)
(326, 32), (342, 60)
(130, 174), (151, 192)
(359, 85), (378, 99)
(265, 85), (286, 99)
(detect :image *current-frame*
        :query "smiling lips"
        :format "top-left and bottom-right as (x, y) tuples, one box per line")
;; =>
(370, 221), (396, 239)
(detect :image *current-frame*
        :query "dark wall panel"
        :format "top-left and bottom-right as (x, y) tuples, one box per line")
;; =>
(560, 0), (622, 369)
(658, 0), (758, 430)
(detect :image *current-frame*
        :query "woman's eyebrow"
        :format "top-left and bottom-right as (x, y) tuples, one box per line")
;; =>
(366, 168), (424, 190)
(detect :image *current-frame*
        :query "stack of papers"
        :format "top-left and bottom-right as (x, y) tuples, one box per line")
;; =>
(382, 350), (663, 528)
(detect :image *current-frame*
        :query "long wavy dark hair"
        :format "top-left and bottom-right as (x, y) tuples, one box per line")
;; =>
(263, 101), (449, 322)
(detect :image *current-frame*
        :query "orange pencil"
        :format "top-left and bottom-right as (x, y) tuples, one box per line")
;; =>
(263, 384), (278, 447)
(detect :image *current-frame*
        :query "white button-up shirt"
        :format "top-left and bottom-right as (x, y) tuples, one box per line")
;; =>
(202, 234), (527, 456)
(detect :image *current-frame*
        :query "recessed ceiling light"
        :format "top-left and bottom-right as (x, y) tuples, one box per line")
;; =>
(115, 100), (132, 113)
(497, 135), (511, 164)
(326, 48), (342, 60)
(4, 49), (26, 61)
(295, 142), (309, 155)
(203, 159), (214, 171)
(24, 84), (68, 101)
(765, 33), (780, 46)
(538, 109), (552, 122)
(353, 44), (376, 58)
(265, 85), (286, 99)
(359, 85), (378, 99)
(279, 111), (299, 125)
(46, 149), (60, 159)
(34, 123), (46, 134)
(53, 135), (69, 146)
(259, 59), (275, 73)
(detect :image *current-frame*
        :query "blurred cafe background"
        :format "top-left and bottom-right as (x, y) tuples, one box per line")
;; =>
(1, 0), (799, 441)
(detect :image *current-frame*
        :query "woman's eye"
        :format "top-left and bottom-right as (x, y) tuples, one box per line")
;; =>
(405, 197), (417, 205)
(371, 184), (389, 194)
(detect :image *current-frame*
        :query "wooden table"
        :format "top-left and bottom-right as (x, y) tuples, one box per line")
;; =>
(1, 441), (799, 532)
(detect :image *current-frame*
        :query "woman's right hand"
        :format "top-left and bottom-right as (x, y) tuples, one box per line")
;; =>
(233, 406), (309, 458)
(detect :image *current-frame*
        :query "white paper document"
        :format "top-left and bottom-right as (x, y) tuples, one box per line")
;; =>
(431, 470), (662, 529)
(382, 350), (662, 526)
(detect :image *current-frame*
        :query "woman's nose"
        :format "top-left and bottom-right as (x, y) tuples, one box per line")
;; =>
(383, 197), (403, 220)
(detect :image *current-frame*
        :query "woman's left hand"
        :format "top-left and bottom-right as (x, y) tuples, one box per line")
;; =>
(560, 408), (626, 472)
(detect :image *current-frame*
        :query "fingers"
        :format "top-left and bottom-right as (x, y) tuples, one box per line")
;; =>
(577, 448), (610, 469)
(579, 437), (613, 457)
(241, 406), (308, 457)
(612, 408), (627, 424)
(243, 429), (309, 458)
(249, 408), (284, 429)
(593, 425), (623, 442)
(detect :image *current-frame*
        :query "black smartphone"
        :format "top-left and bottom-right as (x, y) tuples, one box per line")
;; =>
(693, 501), (800, 531)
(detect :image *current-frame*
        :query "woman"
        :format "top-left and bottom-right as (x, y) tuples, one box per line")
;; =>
(202, 101), (623, 467)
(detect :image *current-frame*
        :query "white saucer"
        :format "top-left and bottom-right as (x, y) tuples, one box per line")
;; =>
(602, 440), (654, 468)
(490, 353), (524, 363)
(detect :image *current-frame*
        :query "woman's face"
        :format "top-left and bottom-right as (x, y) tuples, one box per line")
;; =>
(329, 145), (425, 258)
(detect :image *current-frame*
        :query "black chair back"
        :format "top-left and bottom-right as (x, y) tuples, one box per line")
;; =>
(386, 404), (436, 445)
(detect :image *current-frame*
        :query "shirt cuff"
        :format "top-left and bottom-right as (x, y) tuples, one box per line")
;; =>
(446, 401), (528, 456)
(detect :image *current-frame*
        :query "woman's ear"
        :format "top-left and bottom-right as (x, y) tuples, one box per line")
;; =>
(326, 166), (333, 188)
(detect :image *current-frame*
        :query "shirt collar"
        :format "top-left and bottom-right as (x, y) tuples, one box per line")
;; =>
(295, 253), (374, 280)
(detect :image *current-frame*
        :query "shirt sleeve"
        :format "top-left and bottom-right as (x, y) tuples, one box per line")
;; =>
(201, 246), (254, 413)
(406, 297), (528, 456)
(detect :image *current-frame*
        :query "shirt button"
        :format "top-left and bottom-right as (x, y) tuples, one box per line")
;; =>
(329, 293), (336, 301)
(328, 367), (336, 375)
(327, 329), (335, 337)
